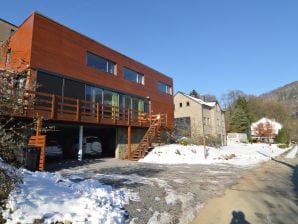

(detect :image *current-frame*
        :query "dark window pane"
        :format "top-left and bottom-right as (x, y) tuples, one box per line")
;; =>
(123, 67), (143, 84)
(86, 86), (102, 103)
(37, 71), (63, 96)
(86, 52), (115, 75)
(103, 90), (118, 106)
(64, 79), (85, 100)
(107, 61), (115, 74)
(144, 99), (149, 113)
(158, 82), (172, 94)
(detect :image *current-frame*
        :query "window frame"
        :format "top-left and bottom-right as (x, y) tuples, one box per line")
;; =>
(123, 67), (144, 85)
(86, 51), (116, 75)
(157, 81), (172, 95)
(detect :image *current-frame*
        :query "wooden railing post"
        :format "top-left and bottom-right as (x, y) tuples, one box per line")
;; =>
(96, 103), (100, 123)
(76, 99), (80, 121)
(50, 94), (56, 119)
(113, 106), (116, 124)
(127, 109), (131, 125)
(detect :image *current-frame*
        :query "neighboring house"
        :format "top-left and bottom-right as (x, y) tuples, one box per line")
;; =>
(0, 18), (17, 44)
(251, 117), (282, 142)
(0, 12), (174, 162)
(174, 92), (226, 146)
(227, 133), (248, 145)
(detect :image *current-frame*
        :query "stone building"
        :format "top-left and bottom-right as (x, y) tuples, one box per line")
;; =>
(174, 92), (226, 146)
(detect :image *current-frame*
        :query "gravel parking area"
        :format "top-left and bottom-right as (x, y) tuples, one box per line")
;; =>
(48, 159), (247, 224)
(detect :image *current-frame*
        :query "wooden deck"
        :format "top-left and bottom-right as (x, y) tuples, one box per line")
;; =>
(13, 90), (168, 128)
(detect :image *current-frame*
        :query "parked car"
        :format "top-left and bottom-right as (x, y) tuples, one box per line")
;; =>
(45, 140), (63, 159)
(73, 136), (102, 157)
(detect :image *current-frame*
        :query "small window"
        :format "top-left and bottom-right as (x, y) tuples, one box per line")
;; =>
(86, 52), (116, 75)
(10, 29), (15, 35)
(186, 101), (190, 106)
(123, 67), (144, 84)
(158, 82), (172, 95)
(179, 103), (183, 108)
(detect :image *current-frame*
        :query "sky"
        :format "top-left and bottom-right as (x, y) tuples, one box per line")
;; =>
(1, 0), (298, 100)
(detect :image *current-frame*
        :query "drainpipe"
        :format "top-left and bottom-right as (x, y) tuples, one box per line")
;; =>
(78, 125), (83, 161)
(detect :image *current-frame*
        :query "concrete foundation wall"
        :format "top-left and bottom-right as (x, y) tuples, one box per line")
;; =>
(115, 127), (146, 160)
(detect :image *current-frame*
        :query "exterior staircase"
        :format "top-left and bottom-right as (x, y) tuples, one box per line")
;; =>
(131, 114), (166, 161)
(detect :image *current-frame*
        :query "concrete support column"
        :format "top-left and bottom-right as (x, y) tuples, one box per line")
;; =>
(78, 125), (84, 161)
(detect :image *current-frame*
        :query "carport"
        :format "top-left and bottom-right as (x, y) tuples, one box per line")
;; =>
(44, 122), (116, 160)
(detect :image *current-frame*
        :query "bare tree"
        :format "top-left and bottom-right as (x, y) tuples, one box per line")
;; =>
(253, 121), (274, 142)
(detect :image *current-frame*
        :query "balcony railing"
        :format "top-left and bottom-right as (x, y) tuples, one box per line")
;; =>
(4, 89), (168, 128)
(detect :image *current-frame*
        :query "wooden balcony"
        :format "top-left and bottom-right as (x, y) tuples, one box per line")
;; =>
(12, 90), (168, 128)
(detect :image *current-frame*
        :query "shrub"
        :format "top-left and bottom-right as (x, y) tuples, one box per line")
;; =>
(178, 139), (188, 146)
(277, 144), (289, 149)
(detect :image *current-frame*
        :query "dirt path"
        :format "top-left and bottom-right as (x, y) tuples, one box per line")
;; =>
(192, 148), (298, 224)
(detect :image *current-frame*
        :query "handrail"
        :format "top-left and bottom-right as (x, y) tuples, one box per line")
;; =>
(1, 89), (168, 127)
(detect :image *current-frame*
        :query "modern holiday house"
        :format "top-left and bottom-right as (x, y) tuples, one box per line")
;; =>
(0, 12), (174, 168)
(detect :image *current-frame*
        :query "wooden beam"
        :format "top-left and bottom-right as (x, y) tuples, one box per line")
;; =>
(96, 103), (100, 123)
(128, 125), (131, 160)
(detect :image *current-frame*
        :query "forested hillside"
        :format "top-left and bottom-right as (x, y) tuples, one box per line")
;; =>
(261, 81), (298, 117)
(221, 81), (298, 142)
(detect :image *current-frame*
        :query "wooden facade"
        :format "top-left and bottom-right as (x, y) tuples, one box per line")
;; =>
(1, 12), (174, 129)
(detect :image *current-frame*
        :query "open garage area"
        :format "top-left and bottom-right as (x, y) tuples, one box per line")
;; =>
(44, 122), (117, 160)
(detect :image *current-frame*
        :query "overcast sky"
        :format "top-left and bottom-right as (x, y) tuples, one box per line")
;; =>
(2, 0), (298, 99)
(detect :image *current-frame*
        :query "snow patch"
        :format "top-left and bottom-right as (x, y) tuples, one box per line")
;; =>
(140, 143), (288, 166)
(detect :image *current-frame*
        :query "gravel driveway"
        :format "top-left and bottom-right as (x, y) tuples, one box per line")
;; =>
(48, 159), (248, 224)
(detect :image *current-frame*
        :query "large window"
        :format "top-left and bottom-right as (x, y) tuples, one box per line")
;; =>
(86, 86), (102, 103)
(158, 82), (172, 95)
(123, 67), (144, 84)
(103, 90), (118, 106)
(87, 52), (116, 74)
(36, 71), (149, 118)
(37, 72), (63, 96)
(64, 79), (85, 100)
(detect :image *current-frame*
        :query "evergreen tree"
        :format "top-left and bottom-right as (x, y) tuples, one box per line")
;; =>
(275, 128), (290, 145)
(230, 107), (251, 136)
(189, 89), (199, 98)
(234, 96), (253, 122)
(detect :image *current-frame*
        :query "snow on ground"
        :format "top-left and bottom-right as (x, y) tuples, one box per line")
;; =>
(139, 143), (291, 166)
(285, 145), (298, 159)
(0, 143), (294, 224)
(0, 160), (128, 224)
